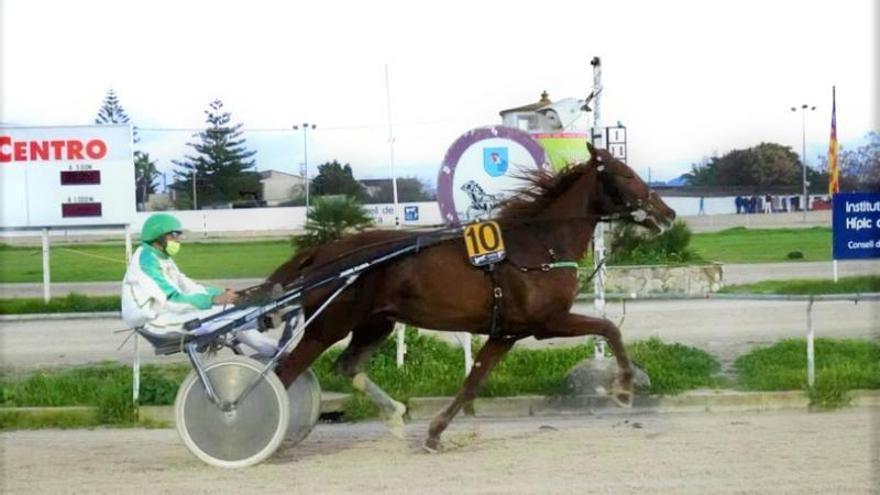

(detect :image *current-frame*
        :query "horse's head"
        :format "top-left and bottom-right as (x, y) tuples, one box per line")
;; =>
(587, 143), (676, 233)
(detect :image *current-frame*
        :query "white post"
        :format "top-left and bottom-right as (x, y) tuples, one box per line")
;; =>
(124, 225), (133, 261)
(41, 228), (51, 303)
(832, 260), (839, 283)
(395, 322), (407, 368)
(806, 298), (815, 388)
(125, 225), (140, 404)
(133, 330), (140, 405)
(590, 56), (607, 359)
(461, 332), (473, 376)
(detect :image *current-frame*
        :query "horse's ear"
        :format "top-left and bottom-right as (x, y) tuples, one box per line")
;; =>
(586, 142), (595, 154)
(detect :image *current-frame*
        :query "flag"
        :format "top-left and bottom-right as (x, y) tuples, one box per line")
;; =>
(828, 86), (839, 195)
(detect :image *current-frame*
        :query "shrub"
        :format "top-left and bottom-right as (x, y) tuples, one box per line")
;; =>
(734, 338), (880, 408)
(292, 195), (373, 249)
(627, 337), (723, 394)
(607, 220), (701, 265)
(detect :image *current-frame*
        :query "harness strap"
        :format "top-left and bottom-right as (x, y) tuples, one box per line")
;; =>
(484, 264), (505, 339)
(509, 259), (581, 272)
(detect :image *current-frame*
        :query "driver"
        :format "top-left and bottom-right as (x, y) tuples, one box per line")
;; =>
(121, 213), (278, 356)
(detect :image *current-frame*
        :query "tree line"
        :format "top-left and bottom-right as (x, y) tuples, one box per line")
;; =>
(93, 89), (432, 210)
(682, 137), (879, 193)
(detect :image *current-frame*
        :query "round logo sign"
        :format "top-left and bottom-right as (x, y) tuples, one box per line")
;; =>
(437, 126), (547, 226)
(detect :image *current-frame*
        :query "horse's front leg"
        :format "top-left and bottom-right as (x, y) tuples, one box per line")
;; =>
(536, 312), (635, 407)
(425, 336), (518, 452)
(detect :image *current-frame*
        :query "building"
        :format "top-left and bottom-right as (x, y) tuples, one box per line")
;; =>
(498, 91), (590, 133)
(259, 170), (305, 206)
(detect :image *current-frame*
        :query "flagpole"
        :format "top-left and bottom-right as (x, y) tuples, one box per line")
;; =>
(829, 85), (839, 282)
(386, 63), (406, 367)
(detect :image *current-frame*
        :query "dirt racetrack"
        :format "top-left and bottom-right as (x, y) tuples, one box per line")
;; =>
(2, 408), (877, 494)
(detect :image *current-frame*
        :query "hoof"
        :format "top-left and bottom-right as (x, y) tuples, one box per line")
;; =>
(611, 389), (634, 408)
(611, 374), (635, 408)
(385, 401), (407, 439)
(423, 437), (440, 453)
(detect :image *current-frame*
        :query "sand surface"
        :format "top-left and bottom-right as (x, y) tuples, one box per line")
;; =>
(2, 408), (877, 494)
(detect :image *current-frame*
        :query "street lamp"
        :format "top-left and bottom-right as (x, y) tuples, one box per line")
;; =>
(293, 123), (316, 210)
(790, 104), (816, 221)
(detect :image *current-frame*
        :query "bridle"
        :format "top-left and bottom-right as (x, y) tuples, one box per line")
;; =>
(593, 153), (658, 224)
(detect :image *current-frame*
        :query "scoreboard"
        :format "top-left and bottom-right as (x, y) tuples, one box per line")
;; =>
(0, 125), (136, 229)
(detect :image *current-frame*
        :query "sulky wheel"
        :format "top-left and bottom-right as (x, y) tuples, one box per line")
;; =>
(174, 355), (290, 468)
(285, 368), (322, 446)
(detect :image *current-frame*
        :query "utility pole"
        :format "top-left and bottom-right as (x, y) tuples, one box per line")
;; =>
(791, 104), (816, 221)
(192, 169), (197, 210)
(590, 56), (607, 359)
(385, 64), (400, 228)
(294, 123), (316, 209)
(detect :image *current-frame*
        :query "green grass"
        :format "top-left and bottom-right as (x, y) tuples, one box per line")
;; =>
(316, 331), (722, 419)
(0, 333), (722, 424)
(627, 337), (724, 393)
(0, 227), (836, 284)
(690, 226), (832, 263)
(0, 362), (190, 408)
(734, 338), (880, 408)
(0, 293), (121, 314)
(0, 240), (295, 283)
(0, 407), (101, 430)
(720, 275), (880, 295)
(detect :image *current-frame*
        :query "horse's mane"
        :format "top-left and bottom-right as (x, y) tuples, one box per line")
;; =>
(496, 162), (591, 220)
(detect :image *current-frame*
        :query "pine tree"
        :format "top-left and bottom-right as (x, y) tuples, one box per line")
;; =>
(172, 99), (259, 209)
(95, 88), (139, 143)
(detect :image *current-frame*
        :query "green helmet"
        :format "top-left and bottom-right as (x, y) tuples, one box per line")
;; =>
(141, 213), (182, 242)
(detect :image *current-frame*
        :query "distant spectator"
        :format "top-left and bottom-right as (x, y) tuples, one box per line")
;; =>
(735, 196), (743, 214)
(698, 196), (706, 216)
(763, 195), (772, 214)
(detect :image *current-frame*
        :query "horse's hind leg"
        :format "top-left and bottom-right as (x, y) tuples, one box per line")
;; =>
(335, 317), (406, 437)
(536, 312), (635, 407)
(425, 336), (517, 452)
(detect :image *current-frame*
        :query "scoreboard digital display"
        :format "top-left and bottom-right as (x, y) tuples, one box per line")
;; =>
(60, 170), (101, 185)
(61, 202), (103, 218)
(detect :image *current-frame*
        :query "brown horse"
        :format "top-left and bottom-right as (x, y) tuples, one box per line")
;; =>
(267, 143), (675, 450)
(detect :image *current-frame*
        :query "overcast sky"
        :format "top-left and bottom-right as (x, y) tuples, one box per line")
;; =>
(1, 0), (876, 185)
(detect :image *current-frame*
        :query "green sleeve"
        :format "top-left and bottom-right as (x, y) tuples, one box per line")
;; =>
(169, 291), (215, 309)
(204, 286), (224, 297)
(140, 248), (214, 309)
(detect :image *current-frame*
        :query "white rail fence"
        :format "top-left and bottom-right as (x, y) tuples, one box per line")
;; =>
(410, 292), (879, 389)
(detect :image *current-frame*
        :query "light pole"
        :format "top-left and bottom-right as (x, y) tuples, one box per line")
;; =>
(192, 169), (198, 210)
(791, 104), (816, 221)
(294, 123), (316, 209)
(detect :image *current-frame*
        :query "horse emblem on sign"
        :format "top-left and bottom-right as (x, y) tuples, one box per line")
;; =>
(437, 126), (548, 226)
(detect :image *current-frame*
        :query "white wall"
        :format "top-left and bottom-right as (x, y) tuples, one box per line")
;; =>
(130, 201), (443, 237)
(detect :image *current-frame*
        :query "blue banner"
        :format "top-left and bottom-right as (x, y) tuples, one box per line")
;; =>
(832, 192), (880, 260)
